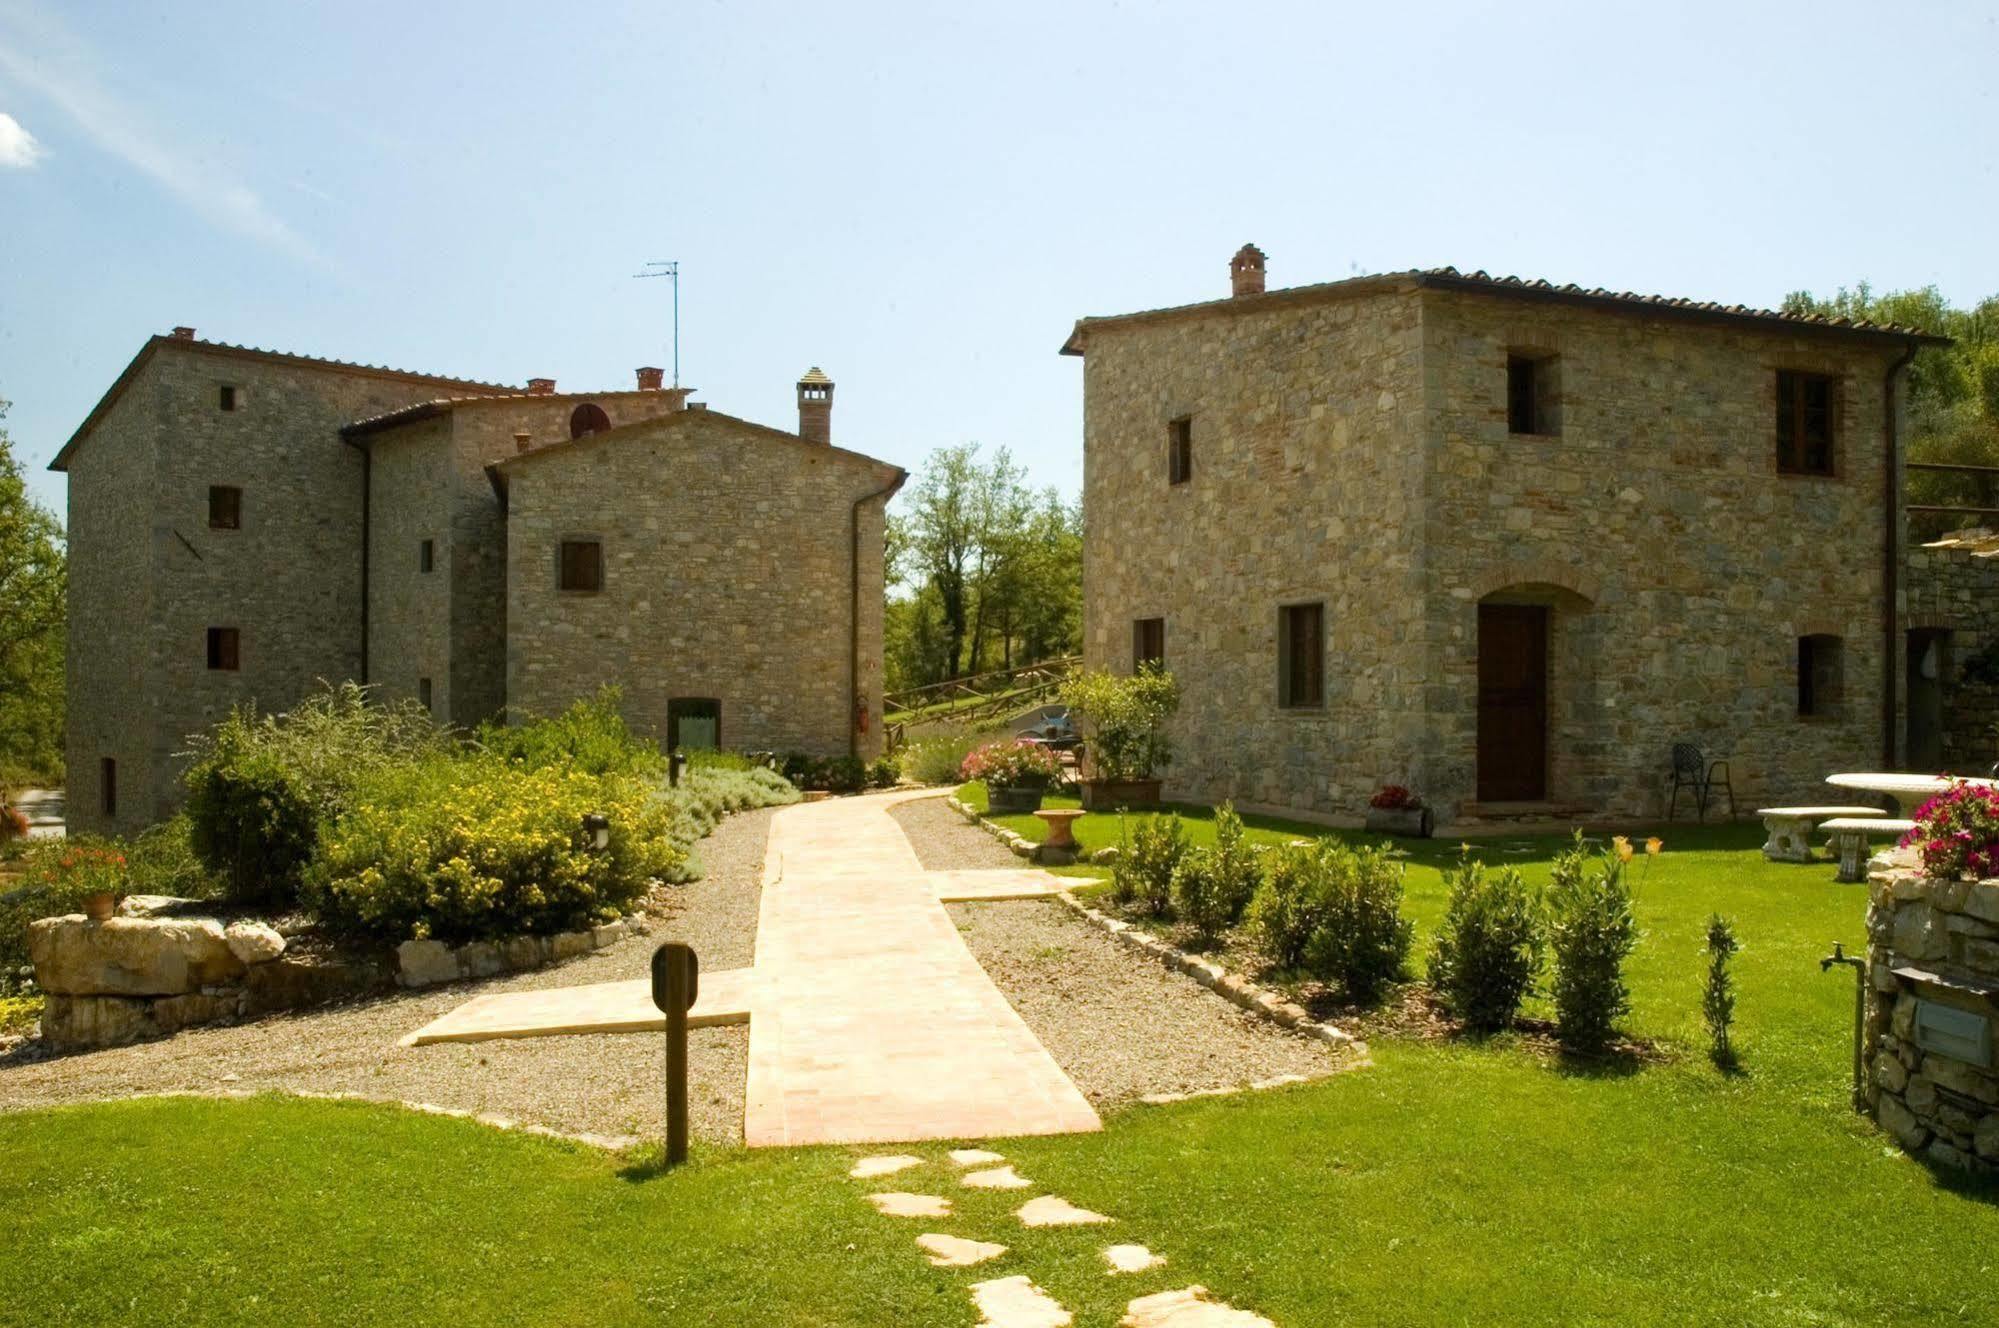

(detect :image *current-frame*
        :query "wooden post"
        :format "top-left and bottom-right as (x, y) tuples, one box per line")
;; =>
(650, 942), (699, 1167)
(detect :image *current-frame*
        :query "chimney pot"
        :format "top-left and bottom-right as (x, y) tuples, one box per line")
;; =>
(796, 366), (833, 445)
(636, 366), (665, 391)
(513, 431), (532, 453)
(170, 326), (196, 340)
(1229, 243), (1267, 298)
(527, 377), (556, 396)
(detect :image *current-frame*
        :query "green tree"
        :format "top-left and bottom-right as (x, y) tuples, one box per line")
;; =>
(0, 398), (67, 788)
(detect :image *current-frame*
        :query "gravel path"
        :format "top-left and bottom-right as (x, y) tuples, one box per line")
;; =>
(0, 806), (777, 1146)
(893, 794), (1338, 1105)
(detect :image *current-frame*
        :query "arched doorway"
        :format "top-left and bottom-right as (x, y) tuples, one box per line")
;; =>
(1473, 579), (1597, 805)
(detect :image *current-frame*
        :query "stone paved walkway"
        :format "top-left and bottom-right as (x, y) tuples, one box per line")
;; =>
(744, 790), (1101, 1147)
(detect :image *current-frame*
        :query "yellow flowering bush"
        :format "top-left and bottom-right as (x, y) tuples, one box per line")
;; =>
(305, 754), (683, 942)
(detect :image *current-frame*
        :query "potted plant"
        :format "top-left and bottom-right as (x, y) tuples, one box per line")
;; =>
(26, 842), (131, 921)
(1058, 666), (1180, 811)
(962, 739), (1063, 815)
(1365, 784), (1433, 838)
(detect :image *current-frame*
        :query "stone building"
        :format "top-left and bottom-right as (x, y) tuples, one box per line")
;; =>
(53, 331), (902, 835)
(1064, 247), (1948, 823)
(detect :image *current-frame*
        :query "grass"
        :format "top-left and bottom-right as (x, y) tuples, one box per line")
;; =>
(5, 798), (1999, 1325)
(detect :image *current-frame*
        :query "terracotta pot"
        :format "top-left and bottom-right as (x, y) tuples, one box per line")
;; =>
(1365, 805), (1433, 838)
(1079, 778), (1163, 812)
(986, 783), (1048, 816)
(82, 891), (118, 922)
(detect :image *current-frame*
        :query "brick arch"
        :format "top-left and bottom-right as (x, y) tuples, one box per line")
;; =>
(1906, 611), (1960, 631)
(1468, 558), (1601, 606)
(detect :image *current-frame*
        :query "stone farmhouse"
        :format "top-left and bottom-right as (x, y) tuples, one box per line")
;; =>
(53, 330), (902, 835)
(1064, 246), (1956, 823)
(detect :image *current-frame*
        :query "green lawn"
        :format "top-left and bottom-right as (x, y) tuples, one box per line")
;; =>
(4, 803), (1998, 1326)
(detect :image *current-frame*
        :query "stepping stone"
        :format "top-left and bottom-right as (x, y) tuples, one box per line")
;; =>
(971, 1275), (1072, 1328)
(962, 1165), (1033, 1190)
(1120, 1286), (1273, 1327)
(917, 1232), (1008, 1268)
(1104, 1244), (1166, 1274)
(850, 1154), (923, 1179)
(1017, 1195), (1111, 1227)
(949, 1148), (1007, 1166)
(868, 1192), (951, 1218)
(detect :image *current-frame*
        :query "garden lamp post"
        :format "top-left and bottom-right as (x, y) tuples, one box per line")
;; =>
(582, 812), (610, 851)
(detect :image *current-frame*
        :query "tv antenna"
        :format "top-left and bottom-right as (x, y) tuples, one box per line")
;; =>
(632, 260), (681, 386)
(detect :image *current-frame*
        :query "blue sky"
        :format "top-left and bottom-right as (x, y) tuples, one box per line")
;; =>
(2, 0), (1995, 517)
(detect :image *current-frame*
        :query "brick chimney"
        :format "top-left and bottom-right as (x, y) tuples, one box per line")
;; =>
(170, 326), (196, 340)
(1230, 244), (1267, 298)
(797, 367), (833, 445)
(636, 366), (665, 391)
(527, 377), (556, 396)
(513, 431), (532, 453)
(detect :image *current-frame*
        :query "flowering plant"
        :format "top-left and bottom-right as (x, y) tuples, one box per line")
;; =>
(960, 740), (1062, 789)
(1901, 780), (1999, 881)
(1368, 785), (1422, 811)
(23, 842), (130, 911)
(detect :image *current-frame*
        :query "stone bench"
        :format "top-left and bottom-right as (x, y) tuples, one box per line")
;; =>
(1821, 816), (1918, 884)
(1756, 806), (1885, 863)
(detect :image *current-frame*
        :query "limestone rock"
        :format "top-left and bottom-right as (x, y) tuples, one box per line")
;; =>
(1103, 1244), (1166, 1274)
(40, 994), (157, 1049)
(1120, 1285), (1273, 1327)
(244, 955), (380, 1014)
(849, 1154), (922, 1179)
(1874, 1052), (1908, 1095)
(395, 939), (460, 988)
(30, 915), (247, 996)
(970, 1275), (1071, 1328)
(552, 931), (592, 961)
(1964, 880), (1999, 927)
(1017, 1195), (1111, 1227)
(116, 895), (202, 918)
(1878, 1093), (1930, 1150)
(1975, 1114), (1999, 1160)
(867, 1192), (951, 1218)
(153, 989), (243, 1033)
(223, 921), (285, 966)
(949, 1148), (1008, 1166)
(917, 1233), (1008, 1267)
(456, 942), (504, 978)
(963, 1165), (1033, 1190)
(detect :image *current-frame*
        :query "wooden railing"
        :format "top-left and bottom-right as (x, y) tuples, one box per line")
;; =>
(883, 655), (1082, 748)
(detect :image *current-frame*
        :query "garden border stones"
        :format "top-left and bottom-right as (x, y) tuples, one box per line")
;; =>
(945, 795), (1367, 1063)
(392, 915), (646, 989)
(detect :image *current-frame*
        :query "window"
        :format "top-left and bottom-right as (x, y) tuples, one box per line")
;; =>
(219, 385), (237, 412)
(100, 758), (117, 818)
(558, 539), (603, 592)
(668, 698), (721, 750)
(1133, 617), (1165, 670)
(569, 402), (612, 439)
(418, 677), (432, 711)
(207, 627), (240, 671)
(1507, 353), (1560, 435)
(1278, 603), (1324, 709)
(1777, 370), (1836, 475)
(208, 485), (241, 530)
(1168, 416), (1192, 485)
(419, 539), (434, 574)
(1798, 634), (1844, 716)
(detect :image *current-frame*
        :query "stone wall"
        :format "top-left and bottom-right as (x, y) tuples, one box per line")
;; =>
(499, 410), (900, 758)
(1903, 542), (1999, 775)
(1864, 854), (1999, 1171)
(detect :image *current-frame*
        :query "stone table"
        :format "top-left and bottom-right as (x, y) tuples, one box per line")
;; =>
(1755, 806), (1884, 863)
(1825, 772), (1996, 818)
(1031, 809), (1086, 866)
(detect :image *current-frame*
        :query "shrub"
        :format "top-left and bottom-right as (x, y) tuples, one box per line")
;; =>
(1546, 834), (1638, 1052)
(868, 754), (902, 789)
(1428, 855), (1545, 1031)
(1248, 841), (1335, 969)
(305, 753), (684, 943)
(960, 739), (1061, 788)
(1172, 803), (1260, 938)
(1304, 843), (1414, 1005)
(182, 683), (445, 904)
(126, 815), (219, 900)
(1058, 666), (1180, 781)
(820, 756), (868, 794)
(478, 686), (663, 779)
(1704, 913), (1740, 1068)
(902, 730), (991, 786)
(1112, 813), (1186, 915)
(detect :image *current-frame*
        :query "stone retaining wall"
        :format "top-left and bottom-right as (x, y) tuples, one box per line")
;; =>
(1864, 853), (1999, 1171)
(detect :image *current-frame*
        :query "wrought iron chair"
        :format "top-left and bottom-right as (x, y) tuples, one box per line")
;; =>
(1668, 742), (1735, 823)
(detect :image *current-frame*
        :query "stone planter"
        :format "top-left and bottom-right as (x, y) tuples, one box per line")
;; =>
(1079, 778), (1162, 812)
(1364, 806), (1433, 838)
(986, 782), (1049, 816)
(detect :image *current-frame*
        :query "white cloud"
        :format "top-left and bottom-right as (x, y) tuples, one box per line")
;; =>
(0, 110), (40, 167)
(0, 3), (320, 264)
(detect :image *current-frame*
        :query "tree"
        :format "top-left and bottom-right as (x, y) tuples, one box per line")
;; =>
(0, 398), (67, 787)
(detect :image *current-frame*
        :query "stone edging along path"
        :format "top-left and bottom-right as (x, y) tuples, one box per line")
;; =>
(944, 796), (1368, 1065)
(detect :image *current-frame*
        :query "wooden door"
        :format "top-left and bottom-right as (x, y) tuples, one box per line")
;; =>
(1477, 604), (1549, 802)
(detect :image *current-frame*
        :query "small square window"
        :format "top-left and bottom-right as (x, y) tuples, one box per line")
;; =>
(1507, 354), (1560, 435)
(1133, 617), (1165, 671)
(208, 485), (241, 530)
(1777, 370), (1836, 476)
(100, 757), (117, 818)
(419, 539), (435, 574)
(668, 697), (721, 750)
(1168, 417), (1192, 485)
(207, 627), (240, 671)
(1279, 603), (1324, 709)
(558, 539), (603, 593)
(1798, 634), (1843, 716)
(219, 385), (237, 412)
(418, 677), (432, 710)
